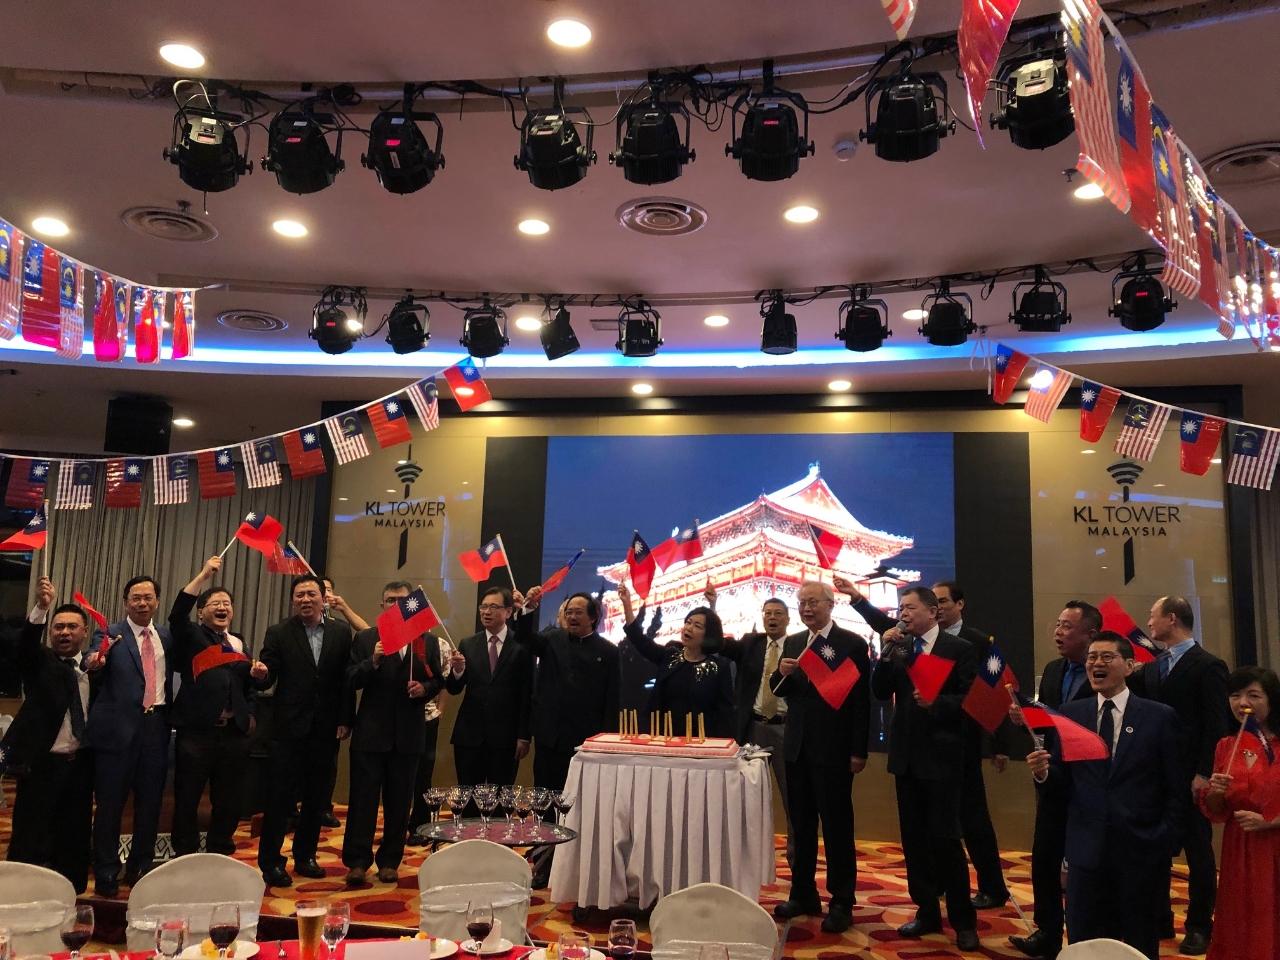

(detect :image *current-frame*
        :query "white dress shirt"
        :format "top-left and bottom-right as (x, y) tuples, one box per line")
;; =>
(752, 634), (789, 717)
(1095, 686), (1131, 753)
(28, 607), (89, 754)
(918, 623), (942, 654)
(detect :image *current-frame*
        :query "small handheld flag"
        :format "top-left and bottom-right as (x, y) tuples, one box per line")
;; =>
(798, 638), (862, 710)
(233, 511), (284, 556)
(0, 506), (48, 552)
(626, 531), (657, 598)
(72, 591), (109, 632)
(808, 523), (843, 570)
(377, 587), (441, 655)
(268, 541), (313, 575)
(651, 523), (703, 571)
(542, 549), (585, 593)
(1016, 693), (1109, 761)
(905, 650), (956, 703)
(458, 536), (508, 583)
(962, 643), (1018, 733)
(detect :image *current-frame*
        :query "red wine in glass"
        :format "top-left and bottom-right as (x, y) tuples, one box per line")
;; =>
(209, 925), (239, 950)
(466, 921), (492, 942)
(60, 929), (91, 953)
(608, 946), (635, 960)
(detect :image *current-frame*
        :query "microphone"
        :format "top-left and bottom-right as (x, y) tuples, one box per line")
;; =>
(887, 620), (914, 660)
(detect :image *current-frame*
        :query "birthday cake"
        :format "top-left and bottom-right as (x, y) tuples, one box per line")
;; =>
(581, 733), (740, 759)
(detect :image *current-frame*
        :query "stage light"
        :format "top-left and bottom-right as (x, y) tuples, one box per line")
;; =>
(616, 300), (663, 357)
(609, 100), (695, 185)
(1010, 266), (1071, 332)
(514, 314), (543, 332)
(990, 46), (1073, 150)
(362, 98), (445, 194)
(704, 314), (730, 328)
(759, 291), (797, 355)
(515, 79), (595, 191)
(836, 286), (891, 352)
(861, 68), (954, 162)
(460, 301), (509, 358)
(159, 43), (206, 70)
(902, 307), (927, 322)
(540, 305), (581, 361)
(30, 216), (69, 238)
(262, 111), (344, 194)
(165, 106), (252, 193)
(310, 285), (367, 355)
(918, 280), (976, 346)
(1109, 256), (1176, 331)
(726, 60), (814, 182)
(384, 295), (430, 354)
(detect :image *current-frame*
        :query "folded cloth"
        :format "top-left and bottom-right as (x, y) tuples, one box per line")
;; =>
(480, 918), (503, 951)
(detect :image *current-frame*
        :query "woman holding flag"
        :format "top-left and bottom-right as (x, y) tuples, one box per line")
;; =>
(1198, 666), (1280, 960)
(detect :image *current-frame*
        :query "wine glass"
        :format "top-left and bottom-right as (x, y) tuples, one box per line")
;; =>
(498, 786), (517, 839)
(445, 785), (473, 840)
(531, 788), (554, 840)
(208, 903), (240, 960)
(607, 919), (637, 960)
(465, 901), (493, 952)
(512, 787), (533, 840)
(558, 931), (591, 960)
(154, 917), (188, 960)
(424, 786), (447, 824)
(59, 905), (94, 960)
(474, 784), (499, 836)
(553, 791), (576, 839)
(322, 902), (350, 959)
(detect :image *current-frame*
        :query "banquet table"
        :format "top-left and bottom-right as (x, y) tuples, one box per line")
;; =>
(41, 940), (535, 960)
(548, 750), (775, 909)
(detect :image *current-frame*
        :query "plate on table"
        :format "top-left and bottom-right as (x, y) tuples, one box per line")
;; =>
(459, 939), (514, 956)
(424, 939), (459, 959)
(180, 942), (260, 960)
(526, 950), (607, 960)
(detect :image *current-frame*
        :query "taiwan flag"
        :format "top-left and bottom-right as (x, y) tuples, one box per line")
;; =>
(1079, 381), (1121, 442)
(626, 531), (657, 598)
(104, 458), (145, 508)
(20, 238), (60, 349)
(0, 506), (47, 552)
(541, 548), (585, 593)
(92, 274), (125, 362)
(1179, 411), (1225, 476)
(443, 357), (492, 412)
(192, 644), (248, 680)
(198, 448), (237, 499)
(1115, 41), (1157, 234)
(651, 523), (703, 571)
(283, 427), (326, 479)
(1097, 596), (1157, 663)
(377, 587), (441, 654)
(962, 643), (1018, 733)
(367, 395), (413, 448)
(992, 344), (1029, 404)
(72, 591), (110, 632)
(906, 650), (956, 704)
(4, 457), (52, 508)
(235, 511), (284, 555)
(458, 536), (508, 583)
(268, 541), (312, 575)
(798, 637), (862, 710)
(1016, 693), (1109, 761)
(808, 523), (843, 570)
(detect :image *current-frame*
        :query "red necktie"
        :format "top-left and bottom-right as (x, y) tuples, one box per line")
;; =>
(140, 627), (158, 709)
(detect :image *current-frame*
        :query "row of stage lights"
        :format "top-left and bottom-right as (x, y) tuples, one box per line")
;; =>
(312, 255), (1177, 359)
(164, 40), (1075, 197)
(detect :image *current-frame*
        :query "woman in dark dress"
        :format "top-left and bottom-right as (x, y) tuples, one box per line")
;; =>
(618, 583), (734, 738)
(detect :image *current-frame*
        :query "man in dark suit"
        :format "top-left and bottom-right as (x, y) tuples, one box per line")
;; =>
(1010, 600), (1101, 960)
(252, 574), (356, 887)
(1, 578), (97, 892)
(168, 556), (256, 857)
(86, 574), (174, 897)
(1129, 596), (1229, 956)
(1026, 632), (1185, 960)
(341, 582), (444, 886)
(770, 579), (870, 935)
(870, 586), (980, 951)
(445, 586), (533, 787)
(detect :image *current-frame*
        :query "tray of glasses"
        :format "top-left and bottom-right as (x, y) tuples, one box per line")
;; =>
(417, 818), (576, 847)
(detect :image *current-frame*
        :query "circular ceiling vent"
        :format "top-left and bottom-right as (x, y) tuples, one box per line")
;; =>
(216, 309), (288, 333)
(1201, 143), (1280, 187)
(120, 205), (219, 242)
(616, 197), (708, 237)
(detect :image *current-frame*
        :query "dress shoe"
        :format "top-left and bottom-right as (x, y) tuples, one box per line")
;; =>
(95, 877), (119, 898)
(262, 866), (292, 888)
(530, 871), (550, 889)
(773, 898), (822, 920)
(293, 859), (326, 879)
(820, 907), (853, 934)
(1008, 930), (1060, 959)
(377, 867), (399, 884)
(321, 811), (342, 829)
(1179, 930), (1210, 956)
(955, 930), (981, 952)
(970, 891), (1008, 910)
(897, 917), (943, 938)
(345, 867), (367, 887)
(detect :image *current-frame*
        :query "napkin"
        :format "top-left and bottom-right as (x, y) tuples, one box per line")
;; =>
(480, 918), (503, 952)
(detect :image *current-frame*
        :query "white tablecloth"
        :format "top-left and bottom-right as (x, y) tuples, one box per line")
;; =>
(549, 751), (775, 909)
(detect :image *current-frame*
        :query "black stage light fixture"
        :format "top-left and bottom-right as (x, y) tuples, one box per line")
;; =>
(362, 86), (446, 194)
(1010, 266), (1072, 332)
(515, 78), (596, 191)
(836, 286), (891, 352)
(384, 294), (430, 354)
(261, 110), (344, 194)
(726, 60), (814, 182)
(990, 44), (1074, 150)
(164, 106), (251, 193)
(919, 280), (977, 346)
(759, 291), (797, 355)
(310, 285), (367, 355)
(615, 300), (663, 357)
(861, 66), (955, 162)
(460, 300), (509, 358)
(609, 98), (695, 185)
(540, 304), (581, 361)
(1109, 256), (1177, 331)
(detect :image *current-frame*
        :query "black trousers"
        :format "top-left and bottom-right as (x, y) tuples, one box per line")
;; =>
(408, 717), (441, 831)
(93, 711), (170, 883)
(9, 749), (94, 893)
(342, 749), (419, 871)
(533, 744), (574, 793)
(454, 742), (518, 789)
(1029, 792), (1068, 938)
(895, 772), (977, 932)
(785, 744), (856, 909)
(1158, 804), (1216, 934)
(1067, 841), (1165, 960)
(172, 724), (250, 856)
(258, 735), (338, 872)
(959, 750), (1008, 898)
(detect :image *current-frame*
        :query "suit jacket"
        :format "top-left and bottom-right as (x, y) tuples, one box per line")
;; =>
(85, 618), (175, 751)
(256, 616), (355, 740)
(1129, 642), (1231, 780)
(1, 620), (99, 771)
(1038, 656), (1093, 709)
(348, 627), (444, 755)
(770, 624), (871, 766)
(445, 626), (533, 750)
(514, 612), (619, 752)
(1040, 693), (1186, 870)
(871, 629), (979, 780)
(721, 631), (785, 744)
(167, 592), (256, 734)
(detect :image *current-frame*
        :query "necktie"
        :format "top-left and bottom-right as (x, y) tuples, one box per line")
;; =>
(488, 636), (500, 674)
(1063, 662), (1082, 702)
(140, 627), (158, 709)
(1099, 699), (1116, 761)
(758, 639), (782, 719)
(1157, 651), (1172, 680)
(61, 658), (86, 740)
(912, 635), (924, 658)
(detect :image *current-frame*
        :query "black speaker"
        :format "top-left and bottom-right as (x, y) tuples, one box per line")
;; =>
(104, 396), (173, 455)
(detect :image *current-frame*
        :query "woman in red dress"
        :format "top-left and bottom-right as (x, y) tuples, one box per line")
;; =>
(1198, 666), (1280, 960)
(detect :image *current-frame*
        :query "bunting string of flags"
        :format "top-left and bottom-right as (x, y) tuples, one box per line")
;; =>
(992, 342), (1280, 490)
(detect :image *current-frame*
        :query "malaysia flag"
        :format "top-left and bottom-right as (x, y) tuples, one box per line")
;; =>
(92, 274), (125, 362)
(1097, 595), (1157, 663)
(1151, 110), (1201, 300)
(154, 454), (190, 505)
(443, 357), (492, 412)
(1114, 398), (1172, 462)
(235, 511), (284, 555)
(55, 461), (95, 510)
(406, 376), (440, 431)
(0, 219), (20, 340)
(906, 650), (957, 704)
(20, 238), (61, 349)
(652, 523), (703, 571)
(0, 505), (47, 552)
(377, 587), (441, 654)
(134, 288), (164, 365)
(1062, 0), (1130, 212)
(808, 523), (844, 570)
(104, 458), (145, 508)
(626, 531), (657, 598)
(798, 637), (862, 710)
(1079, 381), (1121, 442)
(57, 258), (83, 359)
(268, 541), (312, 575)
(1024, 368), (1073, 423)
(962, 643), (1018, 733)
(367, 396), (413, 448)
(171, 290), (195, 359)
(542, 548), (585, 593)
(880, 0), (916, 40)
(992, 344), (1029, 404)
(1015, 693), (1109, 761)
(324, 413), (371, 465)
(1179, 411), (1225, 476)
(1113, 36), (1157, 233)
(198, 448), (237, 499)
(1226, 426), (1280, 491)
(4, 457), (52, 508)
(241, 438), (282, 489)
(957, 0), (1019, 143)
(283, 427), (327, 479)
(459, 536), (508, 583)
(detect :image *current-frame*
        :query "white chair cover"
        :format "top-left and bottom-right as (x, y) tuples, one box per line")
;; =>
(651, 942), (776, 960)
(1059, 940), (1150, 959)
(418, 839), (532, 889)
(418, 882), (530, 944)
(125, 854), (264, 951)
(0, 863), (76, 955)
(649, 883), (778, 954)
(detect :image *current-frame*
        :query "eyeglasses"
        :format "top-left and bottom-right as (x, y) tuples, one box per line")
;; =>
(478, 603), (509, 612)
(1084, 652), (1122, 664)
(796, 599), (832, 608)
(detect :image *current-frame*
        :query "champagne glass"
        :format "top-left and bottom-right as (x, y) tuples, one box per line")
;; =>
(154, 917), (188, 960)
(465, 901), (493, 952)
(558, 931), (591, 960)
(424, 786), (446, 824)
(445, 785), (472, 840)
(531, 788), (554, 840)
(474, 784), (499, 836)
(512, 788), (533, 840)
(553, 791), (576, 839)
(208, 903), (240, 960)
(322, 902), (350, 959)
(498, 786), (517, 839)
(59, 905), (94, 960)
(607, 919), (637, 960)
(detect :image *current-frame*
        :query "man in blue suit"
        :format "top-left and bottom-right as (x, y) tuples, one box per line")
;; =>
(1026, 631), (1185, 960)
(86, 575), (175, 897)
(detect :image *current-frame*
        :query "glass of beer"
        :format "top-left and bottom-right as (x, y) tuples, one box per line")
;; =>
(296, 900), (325, 960)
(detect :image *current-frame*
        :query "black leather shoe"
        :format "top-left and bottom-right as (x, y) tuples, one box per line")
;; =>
(262, 866), (293, 887)
(95, 877), (119, 898)
(897, 918), (943, 938)
(293, 859), (326, 879)
(774, 898), (822, 920)
(820, 907), (853, 933)
(531, 871), (550, 889)
(1008, 930), (1060, 959)
(970, 891), (1008, 910)
(955, 930), (981, 951)
(321, 811), (341, 828)
(1180, 930), (1210, 956)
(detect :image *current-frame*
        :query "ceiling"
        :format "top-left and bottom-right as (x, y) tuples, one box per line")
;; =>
(0, 0), (1277, 433)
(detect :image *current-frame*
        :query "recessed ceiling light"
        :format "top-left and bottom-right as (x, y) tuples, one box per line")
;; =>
(272, 218), (308, 238)
(1210, 457), (1222, 464)
(1073, 182), (1105, 201)
(159, 43), (206, 70)
(1081, 449), (1096, 455)
(631, 382), (654, 395)
(518, 218), (550, 236)
(31, 216), (69, 237)
(828, 379), (852, 391)
(1028, 369), (1055, 390)
(1153, 483), (1166, 488)
(514, 315), (543, 332)
(547, 18), (592, 48)
(455, 385), (475, 397)
(172, 416), (195, 428)
(784, 205), (819, 224)
(337, 496), (349, 502)
(902, 307), (927, 322)
(386, 489), (396, 494)
(704, 314), (730, 328)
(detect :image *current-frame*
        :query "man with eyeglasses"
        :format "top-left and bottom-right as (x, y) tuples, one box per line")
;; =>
(1025, 631), (1183, 960)
(445, 587), (534, 789)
